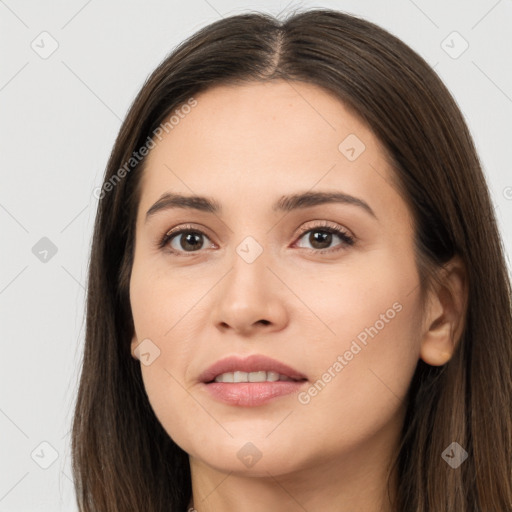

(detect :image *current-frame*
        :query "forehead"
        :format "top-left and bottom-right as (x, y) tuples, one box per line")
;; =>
(137, 80), (406, 225)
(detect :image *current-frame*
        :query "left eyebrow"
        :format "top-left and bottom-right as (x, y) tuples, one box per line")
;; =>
(273, 190), (376, 219)
(145, 190), (377, 222)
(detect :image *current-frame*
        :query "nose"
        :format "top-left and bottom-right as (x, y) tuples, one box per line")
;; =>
(210, 246), (289, 336)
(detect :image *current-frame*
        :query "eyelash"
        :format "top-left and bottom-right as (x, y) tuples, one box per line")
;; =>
(158, 221), (355, 257)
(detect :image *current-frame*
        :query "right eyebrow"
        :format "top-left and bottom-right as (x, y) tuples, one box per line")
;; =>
(145, 193), (221, 221)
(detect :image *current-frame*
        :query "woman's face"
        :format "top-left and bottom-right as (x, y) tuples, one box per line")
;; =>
(129, 80), (425, 478)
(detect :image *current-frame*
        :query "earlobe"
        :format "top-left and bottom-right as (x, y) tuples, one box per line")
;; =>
(419, 255), (468, 366)
(420, 340), (455, 366)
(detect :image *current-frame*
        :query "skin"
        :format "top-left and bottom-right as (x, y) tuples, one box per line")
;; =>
(129, 80), (466, 512)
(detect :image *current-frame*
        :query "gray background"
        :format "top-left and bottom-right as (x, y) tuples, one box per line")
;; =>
(1, 0), (511, 510)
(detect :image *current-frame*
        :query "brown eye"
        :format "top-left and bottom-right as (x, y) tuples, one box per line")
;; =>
(161, 229), (213, 254)
(306, 231), (333, 250)
(172, 231), (206, 252)
(159, 222), (354, 257)
(295, 225), (355, 253)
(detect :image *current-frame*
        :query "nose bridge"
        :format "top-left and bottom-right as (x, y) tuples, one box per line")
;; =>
(211, 231), (288, 333)
(225, 233), (271, 303)
(235, 234), (266, 267)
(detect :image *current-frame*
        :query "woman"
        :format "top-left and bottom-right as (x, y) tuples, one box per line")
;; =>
(72, 8), (512, 511)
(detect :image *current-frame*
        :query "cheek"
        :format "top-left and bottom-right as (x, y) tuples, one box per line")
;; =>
(288, 245), (422, 356)
(130, 263), (214, 449)
(129, 255), (206, 343)
(290, 252), (422, 441)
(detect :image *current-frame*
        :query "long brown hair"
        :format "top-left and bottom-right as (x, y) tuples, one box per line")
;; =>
(72, 8), (512, 511)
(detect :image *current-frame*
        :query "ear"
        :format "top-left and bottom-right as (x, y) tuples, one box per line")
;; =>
(419, 255), (468, 366)
(131, 334), (140, 360)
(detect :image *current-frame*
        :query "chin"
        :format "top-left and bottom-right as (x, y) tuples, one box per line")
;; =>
(184, 434), (312, 477)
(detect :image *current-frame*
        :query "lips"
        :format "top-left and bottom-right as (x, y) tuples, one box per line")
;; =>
(199, 354), (308, 407)
(199, 354), (307, 383)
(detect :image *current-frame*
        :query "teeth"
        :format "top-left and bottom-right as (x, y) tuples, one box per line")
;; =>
(266, 371), (279, 382)
(248, 371), (266, 382)
(234, 371), (248, 382)
(214, 371), (295, 383)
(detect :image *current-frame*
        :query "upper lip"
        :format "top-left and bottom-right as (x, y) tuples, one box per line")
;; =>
(199, 354), (307, 383)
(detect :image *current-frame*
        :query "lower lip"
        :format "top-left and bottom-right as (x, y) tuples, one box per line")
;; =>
(203, 381), (306, 407)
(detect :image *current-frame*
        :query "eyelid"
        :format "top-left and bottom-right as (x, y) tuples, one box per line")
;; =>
(293, 220), (353, 240)
(162, 223), (211, 240)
